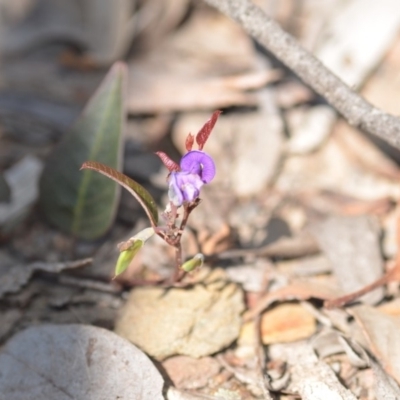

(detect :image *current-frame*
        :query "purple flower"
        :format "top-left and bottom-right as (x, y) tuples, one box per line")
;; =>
(168, 151), (215, 206)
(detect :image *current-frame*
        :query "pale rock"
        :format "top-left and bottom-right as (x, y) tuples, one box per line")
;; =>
(0, 324), (164, 399)
(115, 268), (244, 359)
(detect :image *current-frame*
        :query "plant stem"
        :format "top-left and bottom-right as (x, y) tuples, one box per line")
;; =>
(169, 242), (186, 283)
(175, 242), (182, 270)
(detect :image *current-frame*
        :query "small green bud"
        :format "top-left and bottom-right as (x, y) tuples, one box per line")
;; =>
(181, 253), (204, 272)
(114, 227), (154, 277)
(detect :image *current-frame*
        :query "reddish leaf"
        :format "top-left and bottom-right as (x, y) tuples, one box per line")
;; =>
(155, 152), (180, 172)
(81, 161), (158, 227)
(185, 134), (194, 152)
(245, 280), (339, 321)
(196, 110), (222, 150)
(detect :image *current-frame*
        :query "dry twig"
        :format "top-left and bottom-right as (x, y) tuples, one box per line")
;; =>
(203, 0), (400, 150)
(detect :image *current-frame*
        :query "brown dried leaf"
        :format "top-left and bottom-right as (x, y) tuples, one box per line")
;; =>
(285, 105), (336, 154)
(260, 303), (317, 344)
(269, 342), (357, 399)
(371, 359), (400, 400)
(162, 356), (220, 390)
(334, 121), (400, 180)
(297, 190), (393, 217)
(132, 0), (189, 50)
(245, 279), (339, 321)
(309, 215), (384, 305)
(128, 9), (280, 113)
(276, 133), (400, 200)
(129, 70), (279, 113)
(314, 0), (400, 88)
(362, 23), (400, 117)
(351, 305), (400, 384)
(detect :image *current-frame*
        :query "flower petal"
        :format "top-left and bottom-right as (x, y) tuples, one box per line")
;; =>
(182, 182), (199, 202)
(168, 172), (184, 206)
(180, 150), (216, 183)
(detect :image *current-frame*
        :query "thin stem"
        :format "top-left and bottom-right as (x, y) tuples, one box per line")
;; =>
(156, 199), (202, 284)
(169, 203), (179, 228)
(179, 199), (201, 233)
(175, 242), (182, 269)
(154, 226), (168, 241)
(325, 261), (400, 308)
(169, 242), (186, 283)
(179, 206), (191, 234)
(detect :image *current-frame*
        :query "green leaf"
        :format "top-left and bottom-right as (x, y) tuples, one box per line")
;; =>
(114, 227), (155, 276)
(39, 62), (126, 239)
(181, 253), (204, 272)
(115, 242), (143, 277)
(0, 174), (10, 203)
(81, 161), (158, 227)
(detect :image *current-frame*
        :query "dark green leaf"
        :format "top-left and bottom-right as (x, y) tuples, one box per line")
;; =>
(39, 62), (126, 239)
(81, 161), (158, 227)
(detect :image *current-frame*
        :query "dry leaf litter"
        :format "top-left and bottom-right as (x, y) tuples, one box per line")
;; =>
(1, 1), (400, 399)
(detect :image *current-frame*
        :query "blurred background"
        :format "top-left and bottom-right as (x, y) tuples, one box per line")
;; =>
(2, 0), (400, 264)
(2, 0), (400, 335)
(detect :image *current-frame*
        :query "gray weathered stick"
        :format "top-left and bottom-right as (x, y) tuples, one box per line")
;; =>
(203, 0), (400, 150)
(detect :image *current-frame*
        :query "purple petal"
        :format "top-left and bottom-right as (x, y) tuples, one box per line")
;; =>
(182, 182), (199, 202)
(168, 172), (184, 206)
(168, 171), (205, 206)
(180, 150), (216, 183)
(178, 173), (204, 202)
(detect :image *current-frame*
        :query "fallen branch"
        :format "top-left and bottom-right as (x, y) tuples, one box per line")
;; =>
(203, 0), (400, 150)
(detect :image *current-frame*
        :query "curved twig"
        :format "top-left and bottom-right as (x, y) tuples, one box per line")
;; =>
(203, 0), (400, 150)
